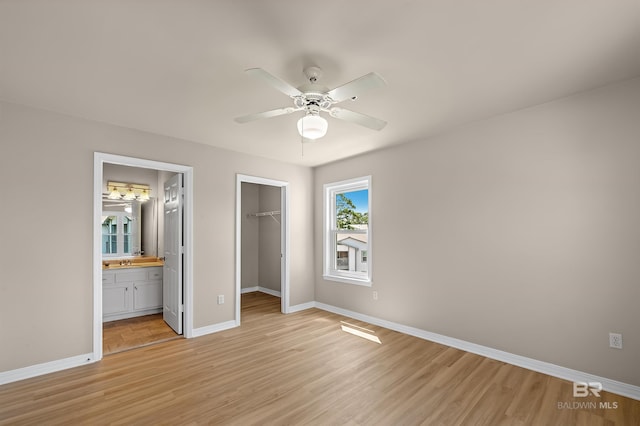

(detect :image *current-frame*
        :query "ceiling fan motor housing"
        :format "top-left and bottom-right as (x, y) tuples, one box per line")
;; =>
(294, 91), (332, 111)
(303, 66), (322, 83)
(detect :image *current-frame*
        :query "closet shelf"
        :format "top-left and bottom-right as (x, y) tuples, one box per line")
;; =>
(248, 210), (281, 224)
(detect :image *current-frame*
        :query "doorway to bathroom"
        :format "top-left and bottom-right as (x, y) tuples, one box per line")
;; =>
(93, 153), (194, 360)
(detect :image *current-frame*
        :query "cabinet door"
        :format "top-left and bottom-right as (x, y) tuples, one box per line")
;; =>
(133, 281), (162, 311)
(103, 284), (131, 315)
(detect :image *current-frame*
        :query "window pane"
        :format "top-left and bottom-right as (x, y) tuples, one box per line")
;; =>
(335, 189), (368, 230)
(335, 232), (368, 273)
(102, 216), (118, 254)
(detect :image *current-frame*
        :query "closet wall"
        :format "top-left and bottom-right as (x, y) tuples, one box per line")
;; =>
(241, 183), (281, 294)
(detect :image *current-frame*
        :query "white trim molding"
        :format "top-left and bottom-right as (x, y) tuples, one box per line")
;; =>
(240, 286), (282, 297)
(311, 302), (640, 401)
(191, 321), (238, 338)
(0, 354), (95, 386)
(257, 287), (281, 298)
(288, 301), (316, 313)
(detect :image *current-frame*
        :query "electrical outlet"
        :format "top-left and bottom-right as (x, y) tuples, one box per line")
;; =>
(609, 332), (622, 349)
(372, 291), (378, 300)
(217, 295), (224, 305)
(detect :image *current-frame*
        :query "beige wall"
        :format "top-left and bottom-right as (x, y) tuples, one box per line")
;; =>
(314, 78), (640, 386)
(103, 163), (159, 196)
(258, 185), (281, 292)
(0, 101), (314, 373)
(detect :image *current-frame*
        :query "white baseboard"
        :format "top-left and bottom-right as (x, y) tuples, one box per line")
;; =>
(0, 353), (95, 386)
(257, 287), (281, 297)
(103, 307), (162, 322)
(288, 301), (316, 313)
(191, 320), (238, 338)
(241, 286), (281, 298)
(314, 302), (640, 401)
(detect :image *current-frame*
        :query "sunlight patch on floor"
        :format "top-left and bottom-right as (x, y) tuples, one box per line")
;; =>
(340, 321), (381, 344)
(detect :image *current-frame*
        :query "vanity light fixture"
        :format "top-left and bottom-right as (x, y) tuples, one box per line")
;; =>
(108, 186), (122, 200)
(122, 188), (136, 201)
(106, 181), (151, 202)
(138, 189), (150, 202)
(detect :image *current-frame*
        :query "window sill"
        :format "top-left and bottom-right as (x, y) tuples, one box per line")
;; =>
(323, 274), (372, 287)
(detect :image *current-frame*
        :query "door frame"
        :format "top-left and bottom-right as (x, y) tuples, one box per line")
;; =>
(235, 174), (290, 323)
(93, 152), (194, 361)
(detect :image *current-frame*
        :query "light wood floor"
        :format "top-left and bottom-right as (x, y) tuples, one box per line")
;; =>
(1, 292), (638, 425)
(103, 313), (181, 355)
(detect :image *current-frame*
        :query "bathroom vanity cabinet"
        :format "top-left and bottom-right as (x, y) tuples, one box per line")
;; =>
(102, 267), (163, 321)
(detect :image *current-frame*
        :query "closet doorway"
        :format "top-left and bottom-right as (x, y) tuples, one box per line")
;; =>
(235, 174), (290, 324)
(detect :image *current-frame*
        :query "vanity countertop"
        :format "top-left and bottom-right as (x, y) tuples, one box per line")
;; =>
(102, 257), (164, 270)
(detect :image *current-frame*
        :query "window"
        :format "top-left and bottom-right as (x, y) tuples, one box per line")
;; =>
(102, 212), (134, 257)
(324, 176), (371, 285)
(102, 215), (118, 254)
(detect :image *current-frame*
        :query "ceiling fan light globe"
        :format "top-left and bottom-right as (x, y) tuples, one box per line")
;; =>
(297, 115), (328, 140)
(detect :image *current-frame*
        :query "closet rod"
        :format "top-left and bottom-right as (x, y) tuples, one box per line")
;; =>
(249, 210), (280, 217)
(248, 210), (281, 224)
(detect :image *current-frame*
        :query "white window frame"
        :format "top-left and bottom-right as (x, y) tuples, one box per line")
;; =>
(323, 176), (372, 286)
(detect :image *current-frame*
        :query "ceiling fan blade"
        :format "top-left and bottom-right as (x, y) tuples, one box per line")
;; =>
(234, 107), (298, 123)
(329, 107), (387, 131)
(327, 72), (386, 103)
(245, 68), (303, 98)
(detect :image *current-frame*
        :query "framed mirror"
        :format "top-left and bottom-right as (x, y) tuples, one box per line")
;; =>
(102, 200), (141, 257)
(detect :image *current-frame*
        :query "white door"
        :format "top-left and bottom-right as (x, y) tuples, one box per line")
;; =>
(163, 174), (183, 334)
(130, 201), (141, 255)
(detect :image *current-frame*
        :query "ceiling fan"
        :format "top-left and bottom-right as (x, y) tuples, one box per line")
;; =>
(234, 66), (387, 140)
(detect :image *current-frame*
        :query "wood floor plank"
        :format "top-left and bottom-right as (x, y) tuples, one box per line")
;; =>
(103, 313), (180, 355)
(1, 292), (638, 425)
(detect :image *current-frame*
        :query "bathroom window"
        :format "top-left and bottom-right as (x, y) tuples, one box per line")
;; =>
(102, 215), (118, 254)
(102, 212), (133, 257)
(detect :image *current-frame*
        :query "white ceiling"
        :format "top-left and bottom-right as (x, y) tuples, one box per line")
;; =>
(2, 1), (640, 166)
